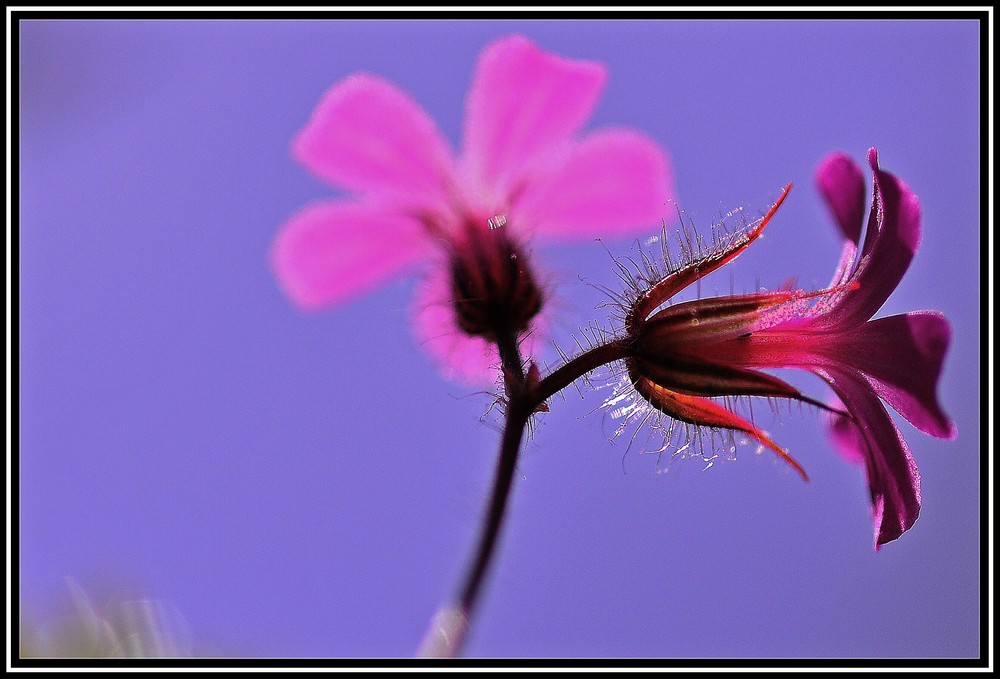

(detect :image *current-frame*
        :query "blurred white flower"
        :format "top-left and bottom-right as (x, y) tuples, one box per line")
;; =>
(20, 579), (197, 658)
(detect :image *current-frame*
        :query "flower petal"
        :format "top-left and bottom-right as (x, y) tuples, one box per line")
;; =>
(816, 151), (865, 245)
(513, 129), (674, 240)
(825, 239), (859, 290)
(411, 267), (549, 385)
(271, 201), (427, 310)
(293, 74), (455, 207)
(815, 152), (862, 290)
(827, 396), (866, 465)
(837, 312), (957, 439)
(463, 34), (606, 194)
(820, 367), (922, 549)
(823, 148), (922, 326)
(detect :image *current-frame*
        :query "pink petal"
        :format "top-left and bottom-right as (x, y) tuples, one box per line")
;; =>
(820, 367), (922, 549)
(815, 152), (861, 290)
(462, 34), (606, 195)
(815, 151), (865, 245)
(826, 312), (957, 440)
(513, 129), (674, 240)
(823, 148), (923, 327)
(824, 239), (859, 291)
(717, 310), (955, 441)
(271, 201), (428, 310)
(827, 397), (866, 465)
(293, 74), (455, 208)
(864, 148), (922, 255)
(411, 267), (549, 385)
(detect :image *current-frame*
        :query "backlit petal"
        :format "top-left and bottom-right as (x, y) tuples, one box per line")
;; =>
(816, 151), (865, 245)
(293, 74), (455, 207)
(820, 367), (922, 549)
(271, 201), (427, 310)
(646, 288), (831, 346)
(703, 307), (955, 441)
(821, 148), (922, 327)
(463, 35), (606, 194)
(825, 239), (859, 290)
(835, 312), (956, 439)
(827, 396), (866, 465)
(514, 129), (674, 240)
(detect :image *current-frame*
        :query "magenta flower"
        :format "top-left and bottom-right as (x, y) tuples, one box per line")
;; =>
(271, 34), (674, 382)
(622, 148), (955, 548)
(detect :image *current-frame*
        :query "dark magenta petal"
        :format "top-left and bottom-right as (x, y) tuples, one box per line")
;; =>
(864, 147), (923, 258)
(831, 148), (922, 326)
(820, 367), (922, 549)
(816, 151), (865, 245)
(718, 308), (956, 440)
(825, 239), (859, 290)
(827, 312), (957, 439)
(827, 396), (866, 465)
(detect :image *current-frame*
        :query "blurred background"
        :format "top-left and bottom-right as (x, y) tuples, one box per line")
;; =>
(18, 19), (982, 659)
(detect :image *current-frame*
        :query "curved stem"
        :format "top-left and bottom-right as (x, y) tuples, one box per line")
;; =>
(417, 333), (629, 658)
(458, 396), (530, 618)
(530, 337), (631, 408)
(415, 402), (530, 658)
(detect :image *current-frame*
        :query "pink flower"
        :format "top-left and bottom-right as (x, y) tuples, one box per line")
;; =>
(271, 35), (674, 383)
(622, 148), (955, 549)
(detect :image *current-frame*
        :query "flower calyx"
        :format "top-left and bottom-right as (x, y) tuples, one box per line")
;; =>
(447, 216), (544, 345)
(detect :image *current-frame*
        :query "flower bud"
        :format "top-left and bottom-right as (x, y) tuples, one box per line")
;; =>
(618, 184), (812, 480)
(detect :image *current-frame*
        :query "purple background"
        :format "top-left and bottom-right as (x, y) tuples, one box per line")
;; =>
(18, 19), (981, 659)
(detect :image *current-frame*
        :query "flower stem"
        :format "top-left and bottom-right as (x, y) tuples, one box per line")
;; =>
(416, 333), (630, 658)
(456, 392), (530, 636)
(530, 337), (631, 407)
(494, 323), (526, 389)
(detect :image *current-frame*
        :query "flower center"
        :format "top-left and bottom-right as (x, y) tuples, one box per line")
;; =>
(447, 217), (543, 342)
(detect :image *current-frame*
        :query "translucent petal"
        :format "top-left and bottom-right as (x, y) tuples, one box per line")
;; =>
(271, 201), (427, 310)
(293, 74), (455, 208)
(515, 129), (673, 240)
(463, 34), (605, 195)
(820, 367), (922, 549)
